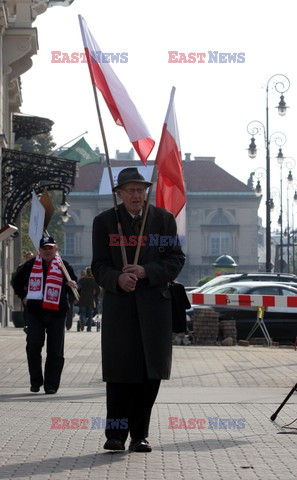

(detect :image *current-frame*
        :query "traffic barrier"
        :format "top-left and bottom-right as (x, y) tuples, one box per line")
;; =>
(187, 292), (297, 308)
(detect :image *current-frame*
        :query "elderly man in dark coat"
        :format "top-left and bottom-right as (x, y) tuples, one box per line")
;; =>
(91, 167), (185, 453)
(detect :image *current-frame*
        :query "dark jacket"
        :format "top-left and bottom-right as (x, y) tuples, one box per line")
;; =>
(91, 203), (185, 383)
(78, 277), (100, 308)
(12, 257), (77, 315)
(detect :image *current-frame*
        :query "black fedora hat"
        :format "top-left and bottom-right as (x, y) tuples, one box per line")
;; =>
(112, 167), (152, 192)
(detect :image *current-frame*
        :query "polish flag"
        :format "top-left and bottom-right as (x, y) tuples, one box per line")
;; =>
(155, 87), (186, 217)
(78, 15), (154, 164)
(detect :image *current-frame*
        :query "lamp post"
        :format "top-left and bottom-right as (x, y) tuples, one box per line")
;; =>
(251, 171), (284, 271)
(276, 153), (296, 272)
(247, 74), (290, 272)
(293, 191), (297, 273)
(283, 164), (296, 272)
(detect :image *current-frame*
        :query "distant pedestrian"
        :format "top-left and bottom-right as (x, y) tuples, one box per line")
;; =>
(12, 236), (77, 394)
(78, 267), (100, 331)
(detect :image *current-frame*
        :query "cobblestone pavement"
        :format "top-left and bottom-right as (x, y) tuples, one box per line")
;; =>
(1, 326), (297, 480)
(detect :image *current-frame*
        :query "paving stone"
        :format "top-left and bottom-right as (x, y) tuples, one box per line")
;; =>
(1, 328), (297, 479)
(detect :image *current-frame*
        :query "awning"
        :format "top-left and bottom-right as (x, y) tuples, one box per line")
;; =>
(13, 113), (54, 140)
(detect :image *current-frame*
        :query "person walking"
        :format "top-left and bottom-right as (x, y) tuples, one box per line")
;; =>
(78, 267), (100, 331)
(91, 167), (185, 452)
(12, 236), (77, 394)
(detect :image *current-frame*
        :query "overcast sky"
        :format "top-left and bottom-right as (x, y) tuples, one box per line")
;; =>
(21, 0), (297, 225)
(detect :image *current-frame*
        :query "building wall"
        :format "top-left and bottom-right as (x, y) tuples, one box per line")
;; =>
(1, 1), (40, 325)
(0, 1), (72, 326)
(185, 194), (259, 284)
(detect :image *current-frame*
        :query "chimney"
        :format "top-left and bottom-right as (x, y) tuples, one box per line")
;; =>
(184, 153), (191, 162)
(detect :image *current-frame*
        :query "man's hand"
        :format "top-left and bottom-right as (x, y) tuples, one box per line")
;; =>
(122, 264), (147, 279)
(118, 272), (138, 292)
(67, 280), (78, 289)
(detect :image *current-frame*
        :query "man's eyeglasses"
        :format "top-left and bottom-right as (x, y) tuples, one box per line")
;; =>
(120, 188), (147, 195)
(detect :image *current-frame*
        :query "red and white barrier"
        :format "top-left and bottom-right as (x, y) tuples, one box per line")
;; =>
(187, 291), (297, 308)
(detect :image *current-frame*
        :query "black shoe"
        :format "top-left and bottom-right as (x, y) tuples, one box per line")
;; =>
(129, 439), (152, 452)
(45, 389), (57, 395)
(103, 439), (125, 451)
(30, 386), (40, 393)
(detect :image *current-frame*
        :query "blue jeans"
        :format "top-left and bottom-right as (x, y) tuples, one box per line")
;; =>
(80, 306), (93, 331)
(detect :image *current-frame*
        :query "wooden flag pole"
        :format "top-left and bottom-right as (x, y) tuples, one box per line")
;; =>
(43, 228), (80, 302)
(134, 87), (179, 265)
(39, 190), (79, 301)
(133, 164), (158, 265)
(91, 85), (128, 267)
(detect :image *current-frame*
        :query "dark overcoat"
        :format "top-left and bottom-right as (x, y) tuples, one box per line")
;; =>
(91, 203), (185, 383)
(78, 277), (100, 308)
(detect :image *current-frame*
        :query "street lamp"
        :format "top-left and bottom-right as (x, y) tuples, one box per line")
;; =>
(276, 151), (295, 272)
(256, 155), (295, 273)
(60, 191), (71, 223)
(247, 74), (290, 272)
(293, 191), (297, 273)
(250, 167), (266, 198)
(251, 169), (282, 271)
(282, 160), (296, 273)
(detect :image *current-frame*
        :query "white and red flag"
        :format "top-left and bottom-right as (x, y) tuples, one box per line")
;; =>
(78, 15), (154, 164)
(155, 87), (186, 217)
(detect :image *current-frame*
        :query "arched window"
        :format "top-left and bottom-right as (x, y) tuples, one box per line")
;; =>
(210, 212), (230, 225)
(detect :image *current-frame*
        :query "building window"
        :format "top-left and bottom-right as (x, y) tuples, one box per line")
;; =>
(211, 211), (230, 225)
(210, 233), (231, 255)
(63, 232), (75, 255)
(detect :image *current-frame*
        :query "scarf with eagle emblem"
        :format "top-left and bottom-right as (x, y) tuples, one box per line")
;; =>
(27, 254), (63, 310)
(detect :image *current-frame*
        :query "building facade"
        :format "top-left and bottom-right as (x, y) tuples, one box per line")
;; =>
(0, 0), (75, 326)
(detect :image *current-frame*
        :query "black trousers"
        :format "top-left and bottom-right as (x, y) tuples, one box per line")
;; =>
(105, 379), (161, 443)
(26, 311), (66, 391)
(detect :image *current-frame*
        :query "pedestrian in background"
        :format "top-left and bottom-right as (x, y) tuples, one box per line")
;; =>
(12, 236), (77, 394)
(78, 267), (100, 332)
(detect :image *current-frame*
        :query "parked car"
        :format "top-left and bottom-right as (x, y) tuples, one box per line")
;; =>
(192, 272), (297, 294)
(202, 281), (297, 344)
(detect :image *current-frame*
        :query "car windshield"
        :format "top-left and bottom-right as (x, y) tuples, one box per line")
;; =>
(195, 275), (241, 292)
(207, 285), (248, 294)
(206, 282), (297, 296)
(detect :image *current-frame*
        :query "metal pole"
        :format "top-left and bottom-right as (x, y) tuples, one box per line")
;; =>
(292, 208), (295, 274)
(287, 185), (290, 272)
(266, 84), (271, 272)
(248, 75), (290, 273)
(280, 164), (283, 272)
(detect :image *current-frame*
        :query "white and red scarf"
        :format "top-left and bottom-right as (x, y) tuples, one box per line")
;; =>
(27, 254), (63, 311)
